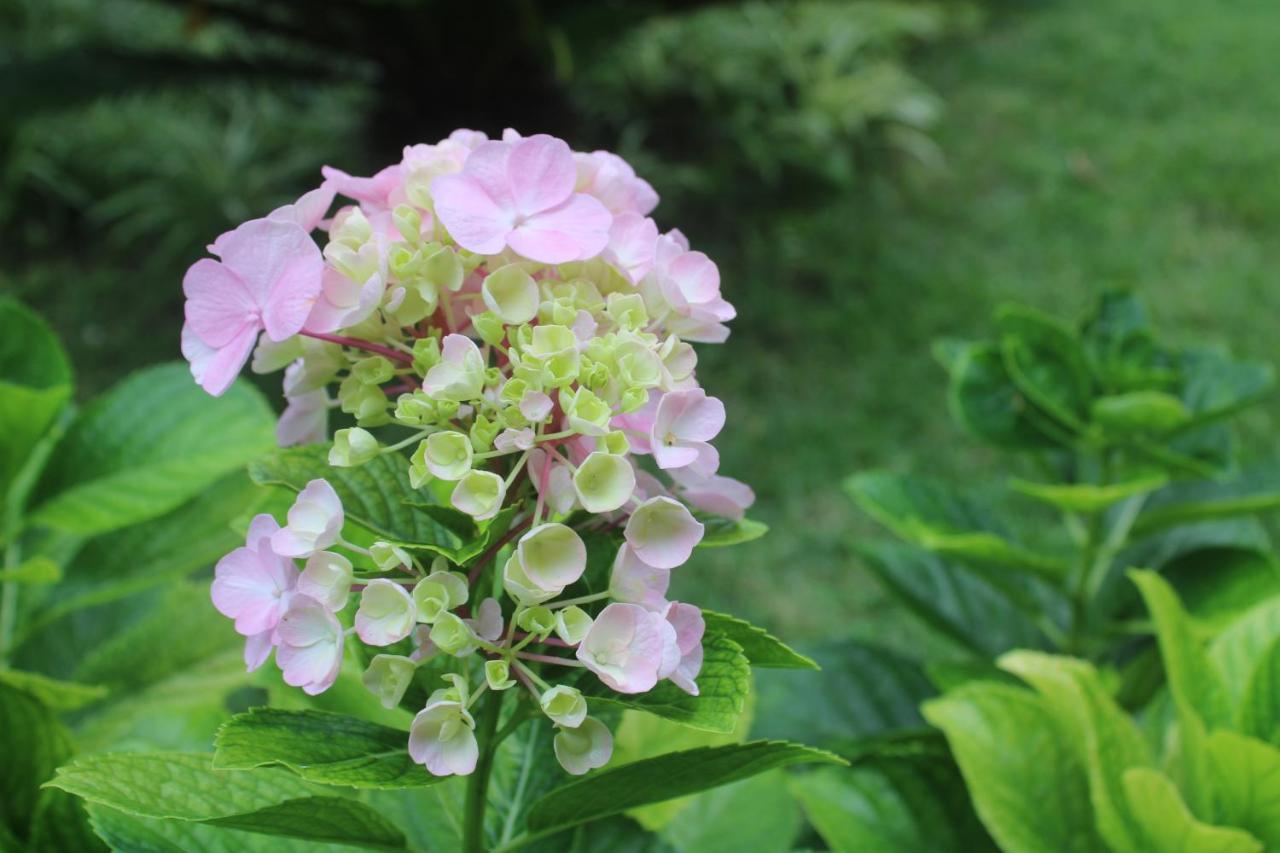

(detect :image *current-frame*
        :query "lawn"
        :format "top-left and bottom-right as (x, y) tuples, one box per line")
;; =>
(683, 0), (1280, 646)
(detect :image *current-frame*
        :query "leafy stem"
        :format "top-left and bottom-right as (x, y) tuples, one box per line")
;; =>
(462, 687), (505, 853)
(0, 539), (19, 666)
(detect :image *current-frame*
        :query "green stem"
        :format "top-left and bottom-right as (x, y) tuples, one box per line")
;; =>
(0, 540), (21, 667)
(462, 688), (505, 853)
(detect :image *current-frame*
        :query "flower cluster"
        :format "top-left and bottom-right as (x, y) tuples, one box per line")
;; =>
(191, 129), (753, 777)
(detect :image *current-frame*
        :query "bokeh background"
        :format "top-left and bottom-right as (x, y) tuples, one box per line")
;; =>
(5, 0), (1279, 647)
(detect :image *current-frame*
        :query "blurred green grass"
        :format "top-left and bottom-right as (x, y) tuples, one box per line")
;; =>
(680, 0), (1280, 646)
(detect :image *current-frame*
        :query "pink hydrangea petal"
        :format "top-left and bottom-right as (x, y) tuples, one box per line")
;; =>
(215, 219), (305, 304)
(212, 546), (288, 635)
(431, 173), (512, 255)
(277, 596), (337, 646)
(183, 259), (256, 348)
(459, 141), (517, 211)
(667, 252), (721, 305)
(262, 250), (325, 341)
(669, 392), (725, 443)
(606, 213), (659, 282)
(244, 630), (274, 672)
(507, 135), (576, 216)
(245, 513), (282, 551)
(508, 194), (612, 263)
(184, 323), (259, 397)
(269, 184), (336, 233)
(652, 442), (701, 470)
(321, 164), (403, 209)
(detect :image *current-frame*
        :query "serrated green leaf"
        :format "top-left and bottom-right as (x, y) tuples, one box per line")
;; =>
(660, 771), (800, 853)
(0, 556), (60, 583)
(998, 651), (1150, 853)
(46, 752), (406, 849)
(0, 298), (73, 524)
(696, 516), (768, 548)
(938, 341), (1059, 450)
(1132, 464), (1280, 537)
(86, 803), (351, 853)
(0, 682), (73, 838)
(0, 669), (106, 711)
(214, 708), (439, 789)
(523, 741), (844, 840)
(27, 788), (104, 853)
(700, 611), (817, 669)
(1010, 473), (1168, 514)
(1122, 767), (1261, 853)
(752, 639), (933, 753)
(248, 445), (473, 560)
(27, 364), (274, 536)
(923, 683), (1102, 853)
(848, 471), (1070, 580)
(789, 751), (997, 853)
(855, 540), (1047, 658)
(1208, 731), (1280, 846)
(585, 634), (749, 733)
(1239, 635), (1280, 743)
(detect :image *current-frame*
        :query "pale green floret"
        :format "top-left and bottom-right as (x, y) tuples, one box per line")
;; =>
(332, 207), (373, 247)
(485, 659), (516, 691)
(540, 685), (588, 728)
(338, 377), (391, 426)
(387, 278), (439, 326)
(472, 311), (507, 347)
(430, 612), (478, 656)
(527, 324), (577, 359)
(450, 470), (506, 520)
(370, 541), (413, 572)
(483, 264), (541, 325)
(329, 427), (379, 467)
(602, 431), (631, 455)
(606, 292), (649, 331)
(615, 342), (663, 390)
(409, 440), (433, 489)
(619, 386), (649, 413)
(352, 356), (395, 385)
(517, 606), (556, 636)
(543, 350), (581, 388)
(563, 387), (613, 436)
(469, 414), (501, 454)
(412, 337), (442, 374)
(573, 451), (636, 513)
(395, 392), (439, 427)
(422, 246), (464, 293)
(412, 570), (470, 623)
(555, 606), (593, 645)
(502, 553), (559, 605)
(518, 523), (587, 589)
(424, 431), (473, 481)
(392, 204), (422, 244)
(362, 654), (418, 710)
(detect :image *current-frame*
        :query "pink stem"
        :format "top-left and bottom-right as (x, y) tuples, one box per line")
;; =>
(533, 447), (553, 522)
(300, 330), (412, 364)
(467, 515), (533, 586)
(516, 651), (583, 666)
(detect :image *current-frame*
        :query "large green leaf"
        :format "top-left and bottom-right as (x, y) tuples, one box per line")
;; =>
(752, 638), (934, 753)
(1010, 473), (1168, 515)
(47, 752), (406, 849)
(1132, 464), (1280, 537)
(1090, 391), (1191, 436)
(1079, 291), (1172, 394)
(86, 803), (352, 853)
(1210, 597), (1280, 703)
(699, 611), (817, 669)
(521, 741), (844, 841)
(855, 540), (1046, 657)
(1208, 731), (1280, 846)
(0, 298), (73, 525)
(661, 771), (800, 853)
(935, 340), (1059, 450)
(789, 741), (996, 853)
(585, 633), (750, 733)
(0, 669), (106, 711)
(923, 683), (1103, 853)
(1122, 767), (1261, 853)
(27, 363), (274, 536)
(696, 516), (768, 549)
(214, 708), (439, 789)
(1178, 347), (1275, 426)
(848, 471), (1069, 580)
(999, 651), (1150, 852)
(0, 682), (73, 840)
(248, 445), (480, 561)
(27, 788), (104, 853)
(1239, 636), (1280, 743)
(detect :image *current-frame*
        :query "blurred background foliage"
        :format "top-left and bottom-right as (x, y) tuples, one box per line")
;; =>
(4, 0), (1279, 654)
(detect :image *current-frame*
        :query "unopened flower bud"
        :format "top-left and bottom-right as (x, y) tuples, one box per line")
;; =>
(363, 654), (417, 709)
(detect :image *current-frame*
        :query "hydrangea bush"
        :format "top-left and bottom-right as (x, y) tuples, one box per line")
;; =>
(140, 129), (840, 849)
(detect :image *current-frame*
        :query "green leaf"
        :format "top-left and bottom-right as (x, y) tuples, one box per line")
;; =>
(700, 611), (817, 669)
(1208, 731), (1280, 846)
(248, 445), (474, 560)
(214, 708), (440, 789)
(1132, 463), (1280, 537)
(998, 651), (1150, 853)
(585, 634), (750, 733)
(1239, 636), (1280, 743)
(28, 788), (105, 853)
(855, 540), (1047, 657)
(1131, 570), (1230, 816)
(997, 303), (1092, 430)
(660, 771), (800, 853)
(86, 803), (352, 853)
(0, 669), (106, 711)
(0, 556), (61, 583)
(1080, 291), (1175, 394)
(847, 471), (1070, 580)
(46, 752), (406, 849)
(523, 741), (845, 839)
(0, 682), (73, 838)
(789, 751), (996, 853)
(27, 363), (274, 536)
(1179, 347), (1275, 425)
(923, 683), (1103, 853)
(1091, 391), (1191, 435)
(1122, 767), (1262, 853)
(752, 639), (934, 752)
(696, 516), (768, 548)
(1212, 597), (1280, 706)
(0, 298), (73, 523)
(1010, 473), (1168, 514)
(936, 341), (1058, 450)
